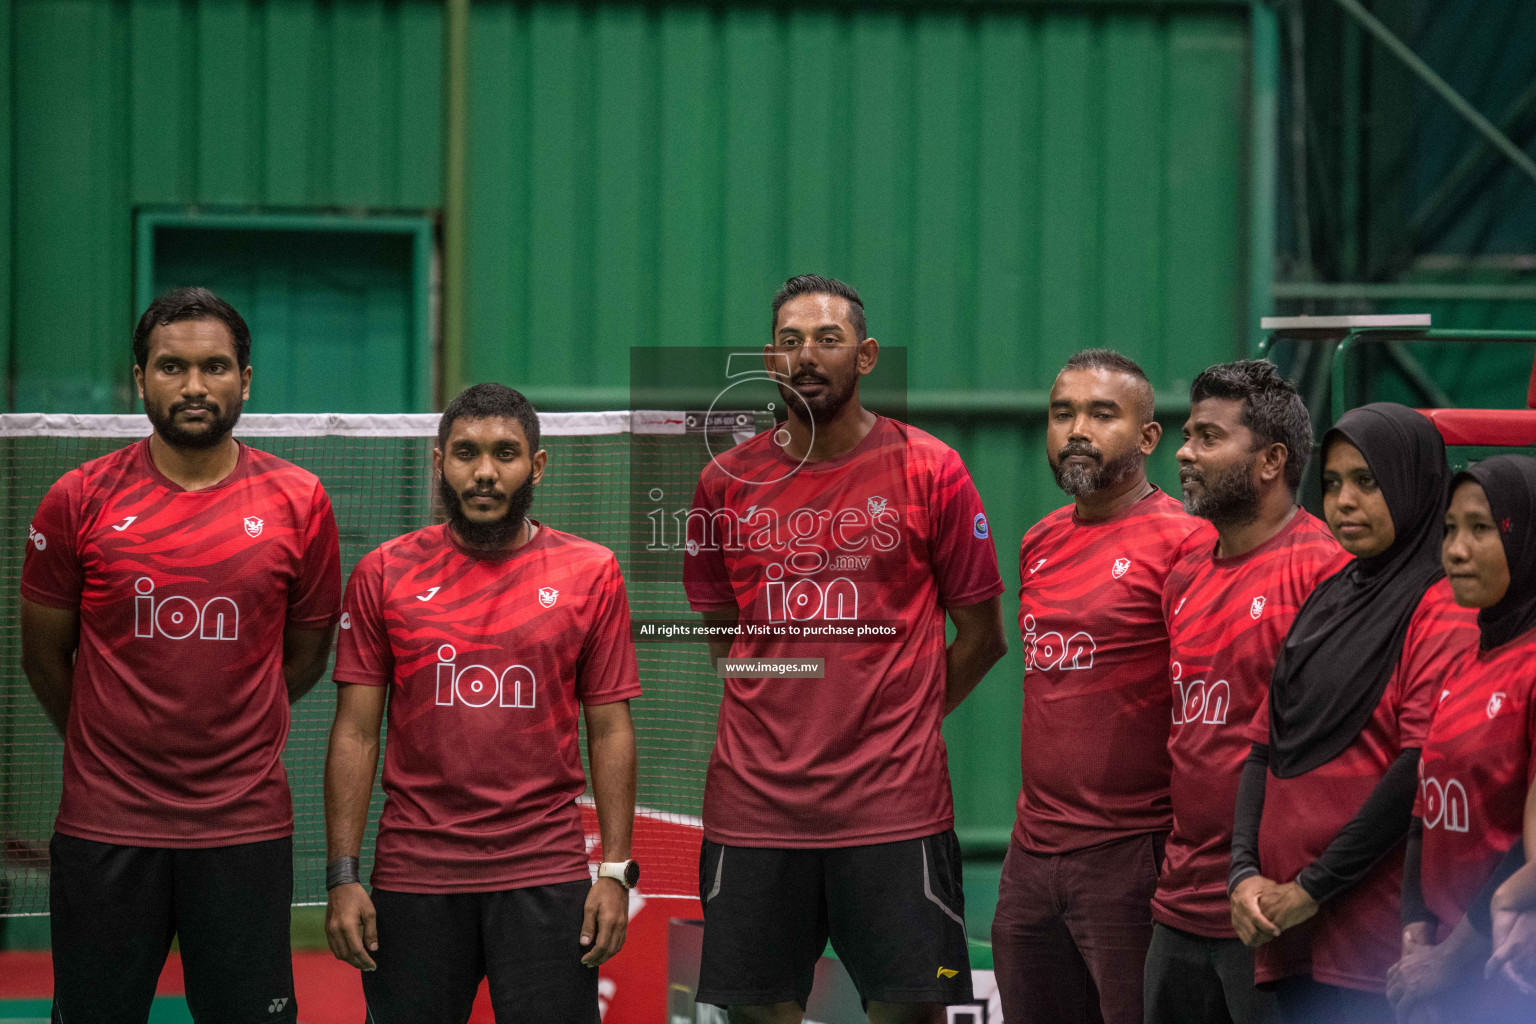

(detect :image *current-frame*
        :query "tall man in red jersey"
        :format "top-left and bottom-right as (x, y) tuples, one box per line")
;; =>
(993, 348), (1203, 1024)
(683, 275), (1009, 1024)
(324, 383), (640, 1024)
(1146, 360), (1348, 1024)
(20, 287), (342, 1024)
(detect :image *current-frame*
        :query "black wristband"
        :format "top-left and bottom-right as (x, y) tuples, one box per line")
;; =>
(326, 856), (361, 890)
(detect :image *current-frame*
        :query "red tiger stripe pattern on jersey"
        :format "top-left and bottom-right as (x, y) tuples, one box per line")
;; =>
(21, 438), (341, 846)
(1014, 489), (1204, 855)
(1416, 628), (1536, 937)
(332, 522), (640, 894)
(1247, 579), (1479, 992)
(683, 416), (1004, 848)
(1153, 510), (1348, 936)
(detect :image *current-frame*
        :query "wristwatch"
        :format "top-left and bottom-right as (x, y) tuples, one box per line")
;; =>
(597, 859), (641, 890)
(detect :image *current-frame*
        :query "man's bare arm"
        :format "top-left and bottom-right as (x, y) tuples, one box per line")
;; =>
(324, 682), (386, 970)
(284, 624), (335, 704)
(581, 698), (637, 966)
(701, 605), (740, 667)
(21, 598), (79, 735)
(943, 595), (1008, 715)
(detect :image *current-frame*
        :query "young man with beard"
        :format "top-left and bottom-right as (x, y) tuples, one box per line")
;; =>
(323, 383), (640, 1024)
(683, 275), (1008, 1024)
(21, 287), (341, 1023)
(993, 348), (1202, 1024)
(1145, 360), (1348, 1024)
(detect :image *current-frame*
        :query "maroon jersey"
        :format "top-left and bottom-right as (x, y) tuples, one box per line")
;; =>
(1248, 579), (1478, 991)
(1013, 489), (1204, 854)
(682, 416), (1004, 847)
(20, 439), (341, 846)
(1417, 628), (1536, 937)
(1152, 511), (1349, 936)
(333, 522), (640, 893)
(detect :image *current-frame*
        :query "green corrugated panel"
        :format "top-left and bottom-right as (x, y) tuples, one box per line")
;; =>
(13, 0), (442, 412)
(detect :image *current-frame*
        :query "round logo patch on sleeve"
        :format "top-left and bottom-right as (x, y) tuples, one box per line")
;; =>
(973, 512), (989, 539)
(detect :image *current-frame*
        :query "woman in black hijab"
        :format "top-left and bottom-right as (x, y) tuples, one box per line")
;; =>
(1387, 454), (1536, 1021)
(1227, 403), (1480, 1023)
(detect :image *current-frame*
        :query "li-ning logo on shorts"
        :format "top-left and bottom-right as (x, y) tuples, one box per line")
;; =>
(435, 644), (537, 708)
(973, 512), (989, 539)
(1488, 692), (1507, 719)
(26, 523), (46, 551)
(1250, 595), (1267, 619)
(538, 586), (559, 608)
(1112, 557), (1131, 579)
(133, 577), (239, 640)
(244, 516), (264, 538)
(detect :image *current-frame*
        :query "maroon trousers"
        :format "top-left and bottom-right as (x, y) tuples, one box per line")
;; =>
(991, 831), (1166, 1024)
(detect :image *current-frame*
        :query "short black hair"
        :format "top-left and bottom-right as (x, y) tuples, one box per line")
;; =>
(1189, 359), (1313, 493)
(437, 383), (541, 453)
(1058, 348), (1156, 423)
(771, 274), (867, 341)
(132, 287), (252, 370)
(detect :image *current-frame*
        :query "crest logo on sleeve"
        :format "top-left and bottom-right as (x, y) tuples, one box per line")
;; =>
(1112, 557), (1131, 579)
(339, 612), (351, 629)
(243, 516), (264, 538)
(26, 524), (46, 551)
(973, 512), (989, 539)
(867, 495), (889, 518)
(1250, 595), (1267, 620)
(538, 586), (559, 608)
(1487, 691), (1507, 719)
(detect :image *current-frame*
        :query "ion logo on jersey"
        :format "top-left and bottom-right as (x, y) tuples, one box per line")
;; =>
(1112, 557), (1131, 579)
(434, 644), (537, 708)
(538, 586), (559, 608)
(973, 512), (989, 539)
(1250, 595), (1267, 619)
(133, 577), (239, 640)
(244, 516), (264, 538)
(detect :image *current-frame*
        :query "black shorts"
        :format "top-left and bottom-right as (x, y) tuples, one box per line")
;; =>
(697, 830), (972, 1009)
(361, 880), (599, 1024)
(49, 832), (296, 1024)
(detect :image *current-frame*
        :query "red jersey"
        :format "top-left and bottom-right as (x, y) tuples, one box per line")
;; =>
(332, 522), (640, 893)
(1152, 510), (1348, 936)
(1013, 489), (1204, 854)
(1417, 628), (1536, 937)
(1248, 579), (1479, 991)
(20, 439), (341, 846)
(682, 417), (1004, 847)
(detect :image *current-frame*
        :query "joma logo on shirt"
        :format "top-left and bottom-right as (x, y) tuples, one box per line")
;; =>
(434, 644), (537, 709)
(133, 577), (239, 640)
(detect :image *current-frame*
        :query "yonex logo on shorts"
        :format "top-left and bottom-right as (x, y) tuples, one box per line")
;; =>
(268, 997), (289, 1013)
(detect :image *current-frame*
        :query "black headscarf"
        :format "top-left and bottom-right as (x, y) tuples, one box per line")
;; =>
(1268, 403), (1450, 778)
(1454, 454), (1536, 652)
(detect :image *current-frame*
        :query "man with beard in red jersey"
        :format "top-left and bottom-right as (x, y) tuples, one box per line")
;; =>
(684, 275), (1009, 1024)
(1146, 360), (1348, 1024)
(993, 348), (1203, 1024)
(22, 287), (341, 1024)
(324, 384), (640, 1024)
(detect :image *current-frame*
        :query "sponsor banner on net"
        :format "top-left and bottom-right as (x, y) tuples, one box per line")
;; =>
(632, 619), (907, 643)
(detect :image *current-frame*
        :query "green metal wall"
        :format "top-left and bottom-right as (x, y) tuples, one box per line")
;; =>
(4, 0), (1262, 846)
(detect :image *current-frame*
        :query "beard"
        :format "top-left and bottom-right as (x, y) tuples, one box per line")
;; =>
(145, 396), (243, 450)
(1180, 455), (1260, 527)
(439, 472), (536, 548)
(777, 369), (858, 426)
(1050, 440), (1144, 497)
